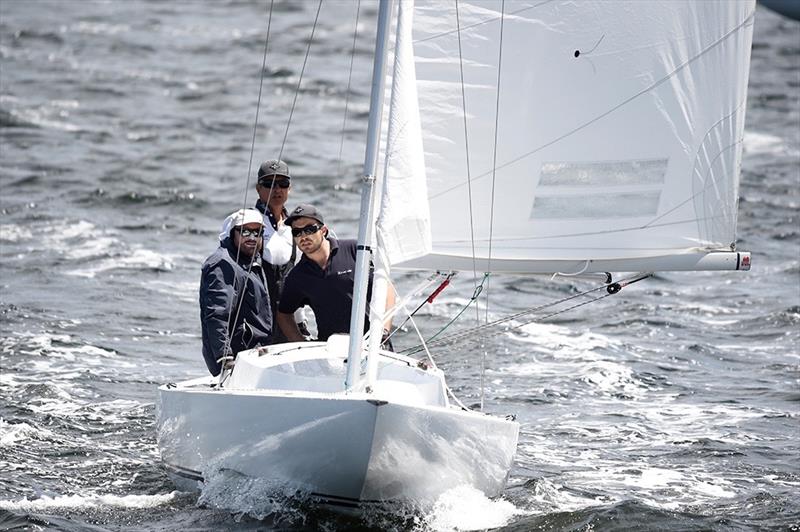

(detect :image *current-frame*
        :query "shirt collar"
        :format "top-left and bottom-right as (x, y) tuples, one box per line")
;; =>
(254, 200), (288, 230)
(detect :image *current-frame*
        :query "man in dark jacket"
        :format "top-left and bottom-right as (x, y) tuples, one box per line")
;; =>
(200, 208), (272, 376)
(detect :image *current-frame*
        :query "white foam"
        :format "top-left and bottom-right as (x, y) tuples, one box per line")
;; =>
(8, 332), (118, 361)
(70, 21), (130, 36)
(198, 468), (306, 521)
(3, 220), (176, 277)
(421, 485), (522, 531)
(514, 322), (616, 354)
(0, 419), (42, 446)
(0, 491), (179, 512)
(580, 360), (648, 399)
(579, 465), (738, 511)
(67, 248), (175, 278)
(0, 224), (33, 242)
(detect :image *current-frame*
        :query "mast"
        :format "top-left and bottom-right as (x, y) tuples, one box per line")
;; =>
(345, 0), (395, 391)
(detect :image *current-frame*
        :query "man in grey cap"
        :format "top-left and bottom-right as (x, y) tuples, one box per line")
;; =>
(277, 204), (395, 346)
(253, 159), (307, 342)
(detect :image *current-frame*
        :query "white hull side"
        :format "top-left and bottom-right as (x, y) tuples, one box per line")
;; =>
(363, 402), (519, 500)
(156, 384), (378, 501)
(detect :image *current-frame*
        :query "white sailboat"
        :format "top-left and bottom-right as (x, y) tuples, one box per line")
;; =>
(156, 0), (755, 509)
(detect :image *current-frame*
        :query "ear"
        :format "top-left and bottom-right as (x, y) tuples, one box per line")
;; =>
(321, 225), (328, 237)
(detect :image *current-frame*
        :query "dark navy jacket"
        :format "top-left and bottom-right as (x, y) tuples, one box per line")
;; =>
(199, 237), (272, 376)
(278, 238), (372, 341)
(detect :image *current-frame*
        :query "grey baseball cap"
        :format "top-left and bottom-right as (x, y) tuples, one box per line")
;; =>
(257, 159), (291, 182)
(285, 204), (324, 226)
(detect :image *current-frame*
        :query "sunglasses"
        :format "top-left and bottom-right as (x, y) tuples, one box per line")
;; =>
(291, 224), (321, 238)
(259, 178), (290, 189)
(236, 227), (263, 238)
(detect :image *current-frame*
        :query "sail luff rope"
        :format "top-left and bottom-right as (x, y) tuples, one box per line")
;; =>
(220, 0), (275, 385)
(335, 0), (362, 179)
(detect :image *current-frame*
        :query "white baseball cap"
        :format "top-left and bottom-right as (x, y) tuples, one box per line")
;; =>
(218, 208), (264, 242)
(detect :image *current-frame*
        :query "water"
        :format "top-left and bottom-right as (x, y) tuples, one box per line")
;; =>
(1, 1), (798, 530)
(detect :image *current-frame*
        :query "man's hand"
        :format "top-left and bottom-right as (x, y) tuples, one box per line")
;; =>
(277, 311), (307, 342)
(381, 328), (394, 351)
(217, 351), (236, 372)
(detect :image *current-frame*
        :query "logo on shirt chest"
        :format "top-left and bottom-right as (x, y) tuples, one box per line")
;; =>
(337, 269), (353, 276)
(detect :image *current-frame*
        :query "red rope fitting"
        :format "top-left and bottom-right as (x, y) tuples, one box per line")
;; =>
(426, 279), (451, 303)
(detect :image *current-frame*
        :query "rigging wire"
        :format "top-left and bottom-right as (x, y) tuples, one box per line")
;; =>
(485, 0), (505, 323)
(384, 271), (454, 344)
(220, 0), (276, 386)
(238, 0), (275, 218)
(454, 0), (480, 324)
(479, 0), (506, 411)
(335, 0), (362, 179)
(221, 0), (326, 385)
(400, 273), (652, 357)
(453, 0), (493, 412)
(277, 0), (324, 162)
(424, 272), (488, 345)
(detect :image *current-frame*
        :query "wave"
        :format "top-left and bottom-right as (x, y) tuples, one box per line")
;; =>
(0, 108), (38, 128)
(0, 491), (180, 512)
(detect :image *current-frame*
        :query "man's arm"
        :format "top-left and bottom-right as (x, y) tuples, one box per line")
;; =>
(277, 311), (305, 342)
(384, 282), (396, 331)
(200, 261), (236, 375)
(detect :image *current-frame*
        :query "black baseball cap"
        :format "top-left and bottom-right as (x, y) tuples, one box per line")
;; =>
(257, 159), (291, 182)
(285, 204), (324, 226)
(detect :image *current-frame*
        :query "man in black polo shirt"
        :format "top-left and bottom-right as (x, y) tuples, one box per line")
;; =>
(276, 204), (394, 344)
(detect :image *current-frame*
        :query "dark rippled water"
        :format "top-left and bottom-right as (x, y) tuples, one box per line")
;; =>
(1, 2), (798, 531)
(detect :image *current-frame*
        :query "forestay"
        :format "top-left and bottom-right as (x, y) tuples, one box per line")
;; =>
(376, 0), (755, 273)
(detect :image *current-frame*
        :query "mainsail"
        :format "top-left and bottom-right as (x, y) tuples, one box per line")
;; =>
(377, 0), (755, 273)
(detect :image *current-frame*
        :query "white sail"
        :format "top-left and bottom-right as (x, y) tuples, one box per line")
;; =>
(376, 0), (431, 265)
(381, 0), (755, 273)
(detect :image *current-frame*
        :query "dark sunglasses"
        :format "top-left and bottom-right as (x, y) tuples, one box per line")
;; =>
(236, 227), (263, 238)
(259, 178), (290, 189)
(291, 224), (321, 238)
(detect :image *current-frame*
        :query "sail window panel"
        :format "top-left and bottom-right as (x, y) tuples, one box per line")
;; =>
(539, 159), (668, 187)
(530, 191), (662, 220)
(530, 159), (668, 219)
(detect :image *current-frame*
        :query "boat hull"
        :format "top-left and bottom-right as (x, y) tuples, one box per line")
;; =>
(156, 381), (518, 505)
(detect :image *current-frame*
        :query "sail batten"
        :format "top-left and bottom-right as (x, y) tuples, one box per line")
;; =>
(378, 0), (755, 273)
